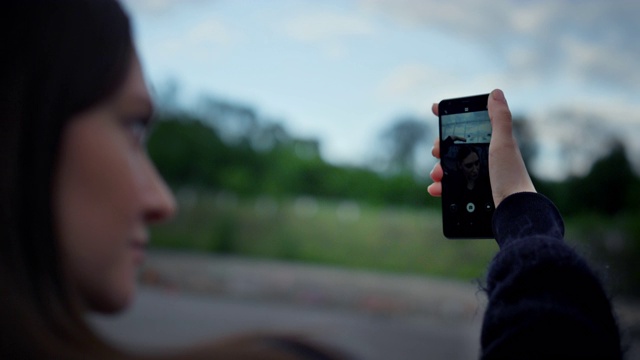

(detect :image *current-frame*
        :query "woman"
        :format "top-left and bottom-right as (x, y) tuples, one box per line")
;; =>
(0, 0), (623, 358)
(456, 146), (482, 191)
(448, 144), (493, 227)
(0, 1), (342, 358)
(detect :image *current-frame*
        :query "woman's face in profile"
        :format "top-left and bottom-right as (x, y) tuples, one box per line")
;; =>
(54, 55), (176, 313)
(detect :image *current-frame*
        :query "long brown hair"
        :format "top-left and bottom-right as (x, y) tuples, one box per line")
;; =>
(0, 1), (346, 359)
(1, 0), (133, 358)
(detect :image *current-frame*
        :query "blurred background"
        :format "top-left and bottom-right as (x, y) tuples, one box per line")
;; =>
(102, 1), (640, 355)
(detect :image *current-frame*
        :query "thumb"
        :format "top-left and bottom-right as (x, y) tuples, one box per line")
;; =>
(488, 89), (514, 146)
(487, 89), (536, 206)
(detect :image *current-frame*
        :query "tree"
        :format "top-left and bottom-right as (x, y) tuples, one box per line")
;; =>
(569, 139), (635, 216)
(377, 116), (433, 174)
(512, 115), (538, 171)
(196, 96), (259, 145)
(550, 110), (615, 177)
(153, 78), (181, 115)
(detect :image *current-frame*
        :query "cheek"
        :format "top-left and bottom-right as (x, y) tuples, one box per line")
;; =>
(54, 120), (144, 312)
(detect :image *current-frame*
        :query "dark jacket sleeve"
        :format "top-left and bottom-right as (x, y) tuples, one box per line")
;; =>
(480, 192), (622, 359)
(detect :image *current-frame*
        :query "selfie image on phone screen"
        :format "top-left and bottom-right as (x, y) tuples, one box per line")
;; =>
(439, 94), (494, 239)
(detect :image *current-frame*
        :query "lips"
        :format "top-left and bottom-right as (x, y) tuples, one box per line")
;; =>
(130, 237), (148, 265)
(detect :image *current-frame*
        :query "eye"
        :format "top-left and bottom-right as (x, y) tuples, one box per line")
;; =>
(124, 116), (151, 145)
(464, 161), (479, 169)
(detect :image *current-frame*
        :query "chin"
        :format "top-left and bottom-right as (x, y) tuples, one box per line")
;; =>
(88, 283), (136, 314)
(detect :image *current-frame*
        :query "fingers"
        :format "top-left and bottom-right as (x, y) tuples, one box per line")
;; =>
(431, 137), (440, 159)
(428, 103), (441, 197)
(427, 161), (443, 197)
(427, 182), (442, 197)
(430, 162), (443, 182)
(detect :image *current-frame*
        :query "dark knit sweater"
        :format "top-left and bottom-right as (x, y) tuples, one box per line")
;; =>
(481, 192), (622, 359)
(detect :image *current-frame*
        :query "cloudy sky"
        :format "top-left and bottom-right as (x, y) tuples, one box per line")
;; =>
(122, 0), (640, 180)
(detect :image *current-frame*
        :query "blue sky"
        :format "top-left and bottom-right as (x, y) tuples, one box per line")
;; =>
(122, 0), (640, 180)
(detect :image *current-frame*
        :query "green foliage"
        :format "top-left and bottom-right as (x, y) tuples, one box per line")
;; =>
(534, 142), (640, 217)
(565, 212), (640, 296)
(147, 115), (228, 188)
(150, 191), (498, 281)
(147, 114), (433, 208)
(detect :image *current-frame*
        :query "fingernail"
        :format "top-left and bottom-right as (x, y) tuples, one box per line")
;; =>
(491, 89), (506, 103)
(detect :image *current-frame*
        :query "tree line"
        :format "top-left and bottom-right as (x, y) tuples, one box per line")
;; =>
(148, 96), (640, 216)
(147, 109), (437, 208)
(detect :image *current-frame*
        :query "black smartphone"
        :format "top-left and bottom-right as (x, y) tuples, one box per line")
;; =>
(438, 94), (494, 239)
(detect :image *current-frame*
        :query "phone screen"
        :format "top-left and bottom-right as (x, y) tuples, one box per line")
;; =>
(439, 94), (494, 239)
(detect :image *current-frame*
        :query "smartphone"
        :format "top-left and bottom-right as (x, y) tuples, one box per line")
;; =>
(438, 94), (494, 239)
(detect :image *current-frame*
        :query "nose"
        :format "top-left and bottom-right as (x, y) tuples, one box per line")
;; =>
(142, 159), (177, 224)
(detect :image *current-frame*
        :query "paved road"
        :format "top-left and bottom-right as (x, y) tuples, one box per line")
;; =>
(93, 287), (482, 360)
(91, 250), (485, 359)
(91, 250), (640, 359)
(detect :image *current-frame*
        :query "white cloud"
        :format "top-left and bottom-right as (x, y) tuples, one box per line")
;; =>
(186, 19), (235, 45)
(375, 62), (513, 110)
(376, 63), (438, 99)
(280, 10), (376, 60)
(284, 11), (375, 42)
(151, 17), (237, 64)
(508, 3), (555, 34)
(359, 0), (640, 91)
